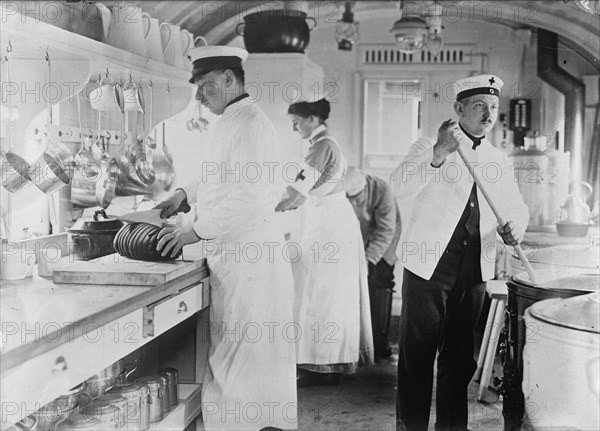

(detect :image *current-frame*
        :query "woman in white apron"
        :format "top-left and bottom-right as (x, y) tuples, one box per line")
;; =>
(277, 96), (374, 385)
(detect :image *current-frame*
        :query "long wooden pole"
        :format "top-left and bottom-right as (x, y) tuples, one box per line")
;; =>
(456, 145), (539, 284)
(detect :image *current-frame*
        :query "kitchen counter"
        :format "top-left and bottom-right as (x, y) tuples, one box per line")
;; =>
(522, 225), (599, 249)
(0, 246), (209, 427)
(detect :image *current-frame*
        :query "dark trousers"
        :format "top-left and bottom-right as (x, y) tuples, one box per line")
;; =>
(396, 246), (486, 431)
(368, 259), (395, 356)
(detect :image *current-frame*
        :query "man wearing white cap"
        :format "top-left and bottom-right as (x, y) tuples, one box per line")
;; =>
(155, 46), (297, 431)
(391, 74), (529, 431)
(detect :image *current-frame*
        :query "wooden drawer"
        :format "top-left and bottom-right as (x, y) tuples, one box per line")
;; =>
(143, 276), (209, 338)
(0, 309), (143, 427)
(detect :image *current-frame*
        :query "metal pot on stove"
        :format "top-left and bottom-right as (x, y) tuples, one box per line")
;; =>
(500, 269), (600, 431)
(68, 210), (124, 260)
(523, 292), (600, 430)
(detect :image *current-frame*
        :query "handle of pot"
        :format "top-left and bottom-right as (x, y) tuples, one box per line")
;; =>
(236, 23), (245, 36)
(124, 362), (137, 379)
(93, 209), (109, 221)
(306, 17), (317, 30)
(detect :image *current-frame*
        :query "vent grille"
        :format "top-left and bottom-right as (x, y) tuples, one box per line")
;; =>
(360, 44), (474, 65)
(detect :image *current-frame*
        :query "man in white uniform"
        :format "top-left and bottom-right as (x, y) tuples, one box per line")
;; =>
(155, 46), (297, 431)
(391, 74), (529, 431)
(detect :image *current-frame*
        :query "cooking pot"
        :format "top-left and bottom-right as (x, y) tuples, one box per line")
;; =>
(523, 292), (600, 430)
(1, 151), (32, 193)
(68, 210), (124, 260)
(106, 383), (150, 431)
(236, 9), (317, 53)
(29, 140), (74, 194)
(58, 402), (120, 431)
(501, 270), (599, 431)
(93, 394), (127, 430)
(85, 362), (136, 398)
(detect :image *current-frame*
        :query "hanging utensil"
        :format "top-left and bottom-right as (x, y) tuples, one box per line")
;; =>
(115, 111), (150, 196)
(145, 81), (157, 149)
(28, 51), (73, 194)
(134, 111), (155, 185)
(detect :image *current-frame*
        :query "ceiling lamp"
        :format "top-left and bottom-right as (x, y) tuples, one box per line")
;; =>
(390, 1), (444, 56)
(335, 2), (360, 51)
(575, 0), (600, 15)
(390, 11), (428, 54)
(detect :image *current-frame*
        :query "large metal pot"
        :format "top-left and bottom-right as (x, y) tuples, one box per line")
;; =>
(156, 368), (178, 407)
(68, 210), (124, 260)
(501, 270), (599, 431)
(236, 9), (317, 53)
(523, 292), (600, 430)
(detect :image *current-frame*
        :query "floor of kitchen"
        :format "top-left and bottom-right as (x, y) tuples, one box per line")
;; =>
(294, 311), (505, 431)
(195, 294), (504, 431)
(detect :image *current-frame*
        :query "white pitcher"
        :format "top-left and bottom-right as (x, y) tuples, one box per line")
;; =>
(142, 13), (165, 63)
(97, 2), (147, 57)
(160, 22), (184, 69)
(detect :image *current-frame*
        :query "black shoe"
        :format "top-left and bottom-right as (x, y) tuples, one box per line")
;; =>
(375, 344), (393, 359)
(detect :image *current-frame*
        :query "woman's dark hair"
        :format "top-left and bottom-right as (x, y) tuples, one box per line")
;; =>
(288, 98), (330, 123)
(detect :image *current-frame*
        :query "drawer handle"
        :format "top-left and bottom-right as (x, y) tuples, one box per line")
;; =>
(178, 301), (188, 314)
(52, 356), (68, 373)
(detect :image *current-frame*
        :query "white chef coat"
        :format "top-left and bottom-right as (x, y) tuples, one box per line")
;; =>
(182, 98), (297, 431)
(390, 136), (529, 281)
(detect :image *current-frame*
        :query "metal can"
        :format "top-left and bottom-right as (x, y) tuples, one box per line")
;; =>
(134, 376), (164, 423)
(156, 368), (178, 407)
(156, 374), (170, 414)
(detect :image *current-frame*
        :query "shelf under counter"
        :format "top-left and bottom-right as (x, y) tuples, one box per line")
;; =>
(0, 252), (209, 428)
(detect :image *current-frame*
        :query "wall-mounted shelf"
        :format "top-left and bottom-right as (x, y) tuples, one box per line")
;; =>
(0, 3), (192, 86)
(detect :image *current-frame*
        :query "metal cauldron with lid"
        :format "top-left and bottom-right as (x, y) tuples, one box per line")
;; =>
(523, 292), (599, 430)
(501, 269), (600, 431)
(68, 210), (124, 260)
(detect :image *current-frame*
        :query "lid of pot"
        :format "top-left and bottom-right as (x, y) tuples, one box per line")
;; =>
(513, 268), (600, 292)
(95, 394), (127, 405)
(79, 401), (120, 418)
(529, 291), (600, 333)
(106, 383), (144, 397)
(69, 210), (124, 233)
(135, 376), (162, 390)
(157, 367), (178, 375)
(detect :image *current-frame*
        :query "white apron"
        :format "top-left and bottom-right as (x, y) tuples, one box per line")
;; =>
(184, 100), (297, 430)
(291, 133), (374, 368)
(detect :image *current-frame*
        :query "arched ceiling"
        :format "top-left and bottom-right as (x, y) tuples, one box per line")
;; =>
(137, 0), (600, 67)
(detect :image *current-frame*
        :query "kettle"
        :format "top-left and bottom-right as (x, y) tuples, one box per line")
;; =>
(558, 181), (593, 225)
